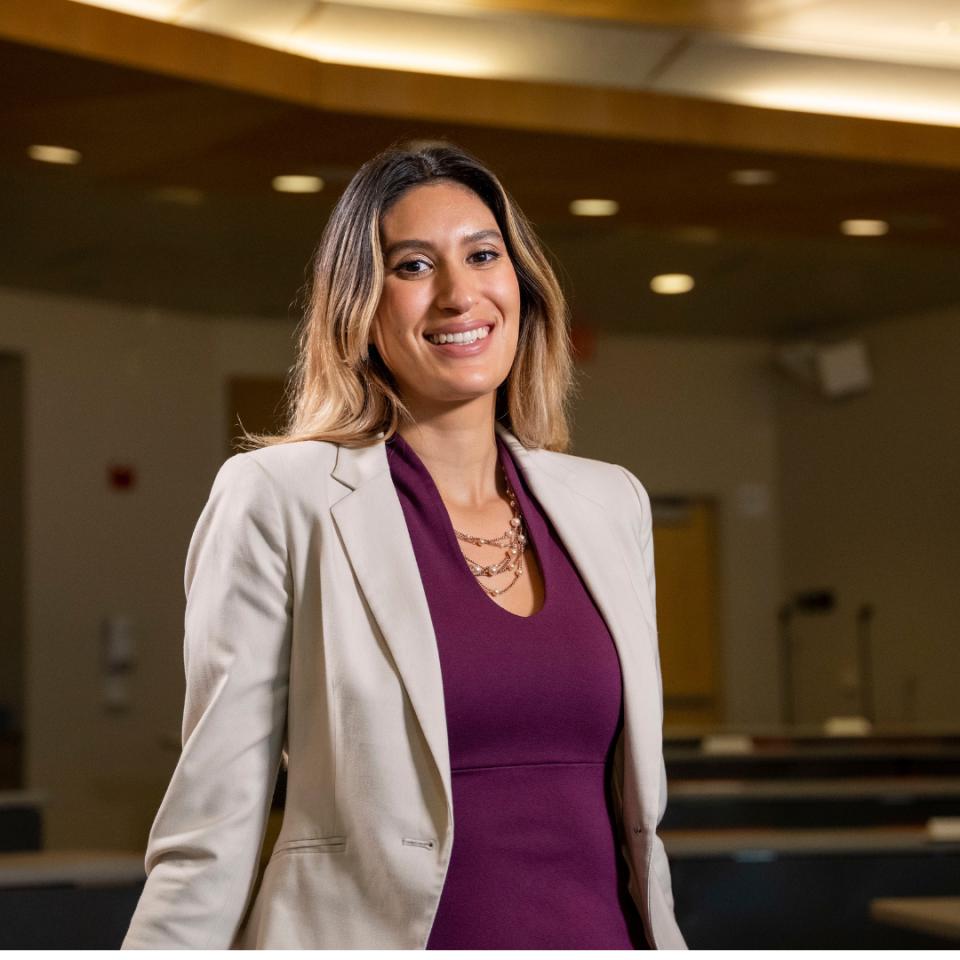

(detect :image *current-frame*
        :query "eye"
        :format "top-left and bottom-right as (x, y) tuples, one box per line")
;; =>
(393, 257), (432, 277)
(470, 248), (501, 265)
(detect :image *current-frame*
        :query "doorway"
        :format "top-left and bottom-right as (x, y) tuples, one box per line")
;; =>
(651, 497), (722, 729)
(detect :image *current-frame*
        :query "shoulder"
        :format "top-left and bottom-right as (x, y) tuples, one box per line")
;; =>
(216, 440), (337, 486)
(531, 446), (651, 541)
(205, 440), (339, 514)
(238, 439), (338, 477)
(535, 446), (649, 504)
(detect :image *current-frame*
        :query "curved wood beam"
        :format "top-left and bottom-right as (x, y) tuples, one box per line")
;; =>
(3, 0), (960, 171)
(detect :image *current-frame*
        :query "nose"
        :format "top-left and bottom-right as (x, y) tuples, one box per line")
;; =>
(434, 262), (477, 314)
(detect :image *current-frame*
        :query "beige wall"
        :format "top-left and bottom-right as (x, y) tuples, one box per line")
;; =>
(570, 334), (783, 729)
(776, 308), (960, 728)
(0, 287), (294, 850)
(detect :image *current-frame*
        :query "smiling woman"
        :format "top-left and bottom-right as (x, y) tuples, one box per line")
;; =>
(120, 142), (686, 951)
(370, 181), (521, 411)
(240, 142), (573, 453)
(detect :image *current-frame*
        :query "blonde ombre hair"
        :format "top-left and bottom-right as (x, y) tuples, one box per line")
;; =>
(241, 142), (577, 453)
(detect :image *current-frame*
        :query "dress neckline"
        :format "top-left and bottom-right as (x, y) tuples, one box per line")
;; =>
(386, 430), (550, 622)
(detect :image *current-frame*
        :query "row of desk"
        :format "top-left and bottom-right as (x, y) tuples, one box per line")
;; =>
(659, 730), (960, 948)
(1, 731), (959, 948)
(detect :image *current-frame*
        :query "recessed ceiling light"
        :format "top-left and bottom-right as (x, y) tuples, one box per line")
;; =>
(27, 144), (82, 165)
(569, 198), (619, 217)
(840, 219), (889, 237)
(729, 168), (777, 186)
(650, 273), (695, 295)
(272, 174), (324, 194)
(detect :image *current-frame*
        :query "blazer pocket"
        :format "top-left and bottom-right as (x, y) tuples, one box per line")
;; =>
(273, 835), (348, 855)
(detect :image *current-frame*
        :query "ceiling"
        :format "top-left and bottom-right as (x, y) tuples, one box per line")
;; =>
(2, 8), (960, 337)
(69, 0), (960, 127)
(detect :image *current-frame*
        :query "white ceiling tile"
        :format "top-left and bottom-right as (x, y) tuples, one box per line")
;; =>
(652, 39), (960, 126)
(287, 4), (677, 84)
(175, 0), (318, 37)
(738, 0), (960, 68)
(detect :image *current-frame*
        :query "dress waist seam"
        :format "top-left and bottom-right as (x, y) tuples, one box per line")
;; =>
(452, 759), (608, 773)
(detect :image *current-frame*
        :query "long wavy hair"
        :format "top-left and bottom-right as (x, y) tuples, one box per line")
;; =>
(240, 142), (577, 452)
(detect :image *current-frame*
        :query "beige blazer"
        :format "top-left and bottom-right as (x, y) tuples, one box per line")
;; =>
(121, 422), (687, 950)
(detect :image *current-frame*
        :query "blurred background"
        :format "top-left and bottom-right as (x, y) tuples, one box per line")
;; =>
(1, 0), (959, 949)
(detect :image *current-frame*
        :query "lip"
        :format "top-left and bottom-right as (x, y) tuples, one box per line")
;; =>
(423, 320), (493, 338)
(423, 321), (495, 357)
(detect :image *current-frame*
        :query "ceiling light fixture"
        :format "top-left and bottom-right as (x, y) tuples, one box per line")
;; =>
(569, 198), (619, 217)
(27, 144), (82, 165)
(729, 168), (777, 186)
(650, 273), (695, 295)
(840, 219), (889, 237)
(272, 175), (324, 194)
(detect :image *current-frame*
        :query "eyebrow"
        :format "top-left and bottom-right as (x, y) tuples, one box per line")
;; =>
(383, 229), (504, 260)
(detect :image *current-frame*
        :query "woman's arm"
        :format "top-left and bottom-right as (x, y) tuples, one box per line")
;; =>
(122, 454), (293, 949)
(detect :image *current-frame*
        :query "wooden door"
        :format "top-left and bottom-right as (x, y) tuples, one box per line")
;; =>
(651, 498), (722, 729)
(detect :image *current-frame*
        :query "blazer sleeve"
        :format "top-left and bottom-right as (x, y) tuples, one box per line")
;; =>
(122, 453), (293, 949)
(618, 466), (680, 918)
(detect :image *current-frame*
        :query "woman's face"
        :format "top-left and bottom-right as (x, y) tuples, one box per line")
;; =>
(370, 180), (521, 418)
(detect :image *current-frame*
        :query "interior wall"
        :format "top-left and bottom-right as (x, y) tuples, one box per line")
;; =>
(775, 307), (960, 728)
(0, 286), (295, 850)
(570, 334), (783, 729)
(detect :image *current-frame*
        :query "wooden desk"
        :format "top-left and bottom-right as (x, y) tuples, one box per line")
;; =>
(670, 776), (960, 800)
(0, 850), (144, 888)
(871, 897), (960, 941)
(665, 826), (960, 949)
(0, 851), (145, 949)
(662, 824), (960, 858)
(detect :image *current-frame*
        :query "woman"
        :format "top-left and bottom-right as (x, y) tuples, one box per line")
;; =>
(121, 143), (686, 950)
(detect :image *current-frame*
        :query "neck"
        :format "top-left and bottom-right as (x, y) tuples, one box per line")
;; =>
(396, 399), (505, 510)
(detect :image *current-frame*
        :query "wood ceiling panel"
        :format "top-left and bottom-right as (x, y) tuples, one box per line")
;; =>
(5, 0), (960, 172)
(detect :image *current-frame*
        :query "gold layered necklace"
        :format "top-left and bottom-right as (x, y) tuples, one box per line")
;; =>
(451, 460), (528, 597)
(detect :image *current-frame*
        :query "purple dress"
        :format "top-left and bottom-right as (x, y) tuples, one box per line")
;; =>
(385, 430), (648, 950)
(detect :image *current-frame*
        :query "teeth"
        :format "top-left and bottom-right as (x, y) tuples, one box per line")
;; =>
(427, 326), (490, 345)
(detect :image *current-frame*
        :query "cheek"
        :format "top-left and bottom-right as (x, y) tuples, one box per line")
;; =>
(371, 294), (402, 347)
(499, 270), (522, 316)
(378, 284), (426, 334)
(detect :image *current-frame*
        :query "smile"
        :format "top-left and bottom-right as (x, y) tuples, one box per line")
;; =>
(425, 325), (492, 346)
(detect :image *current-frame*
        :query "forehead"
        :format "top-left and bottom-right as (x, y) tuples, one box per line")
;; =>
(381, 181), (498, 238)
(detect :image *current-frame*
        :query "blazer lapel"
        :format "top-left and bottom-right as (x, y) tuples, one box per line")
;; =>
(329, 424), (663, 843)
(329, 435), (454, 833)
